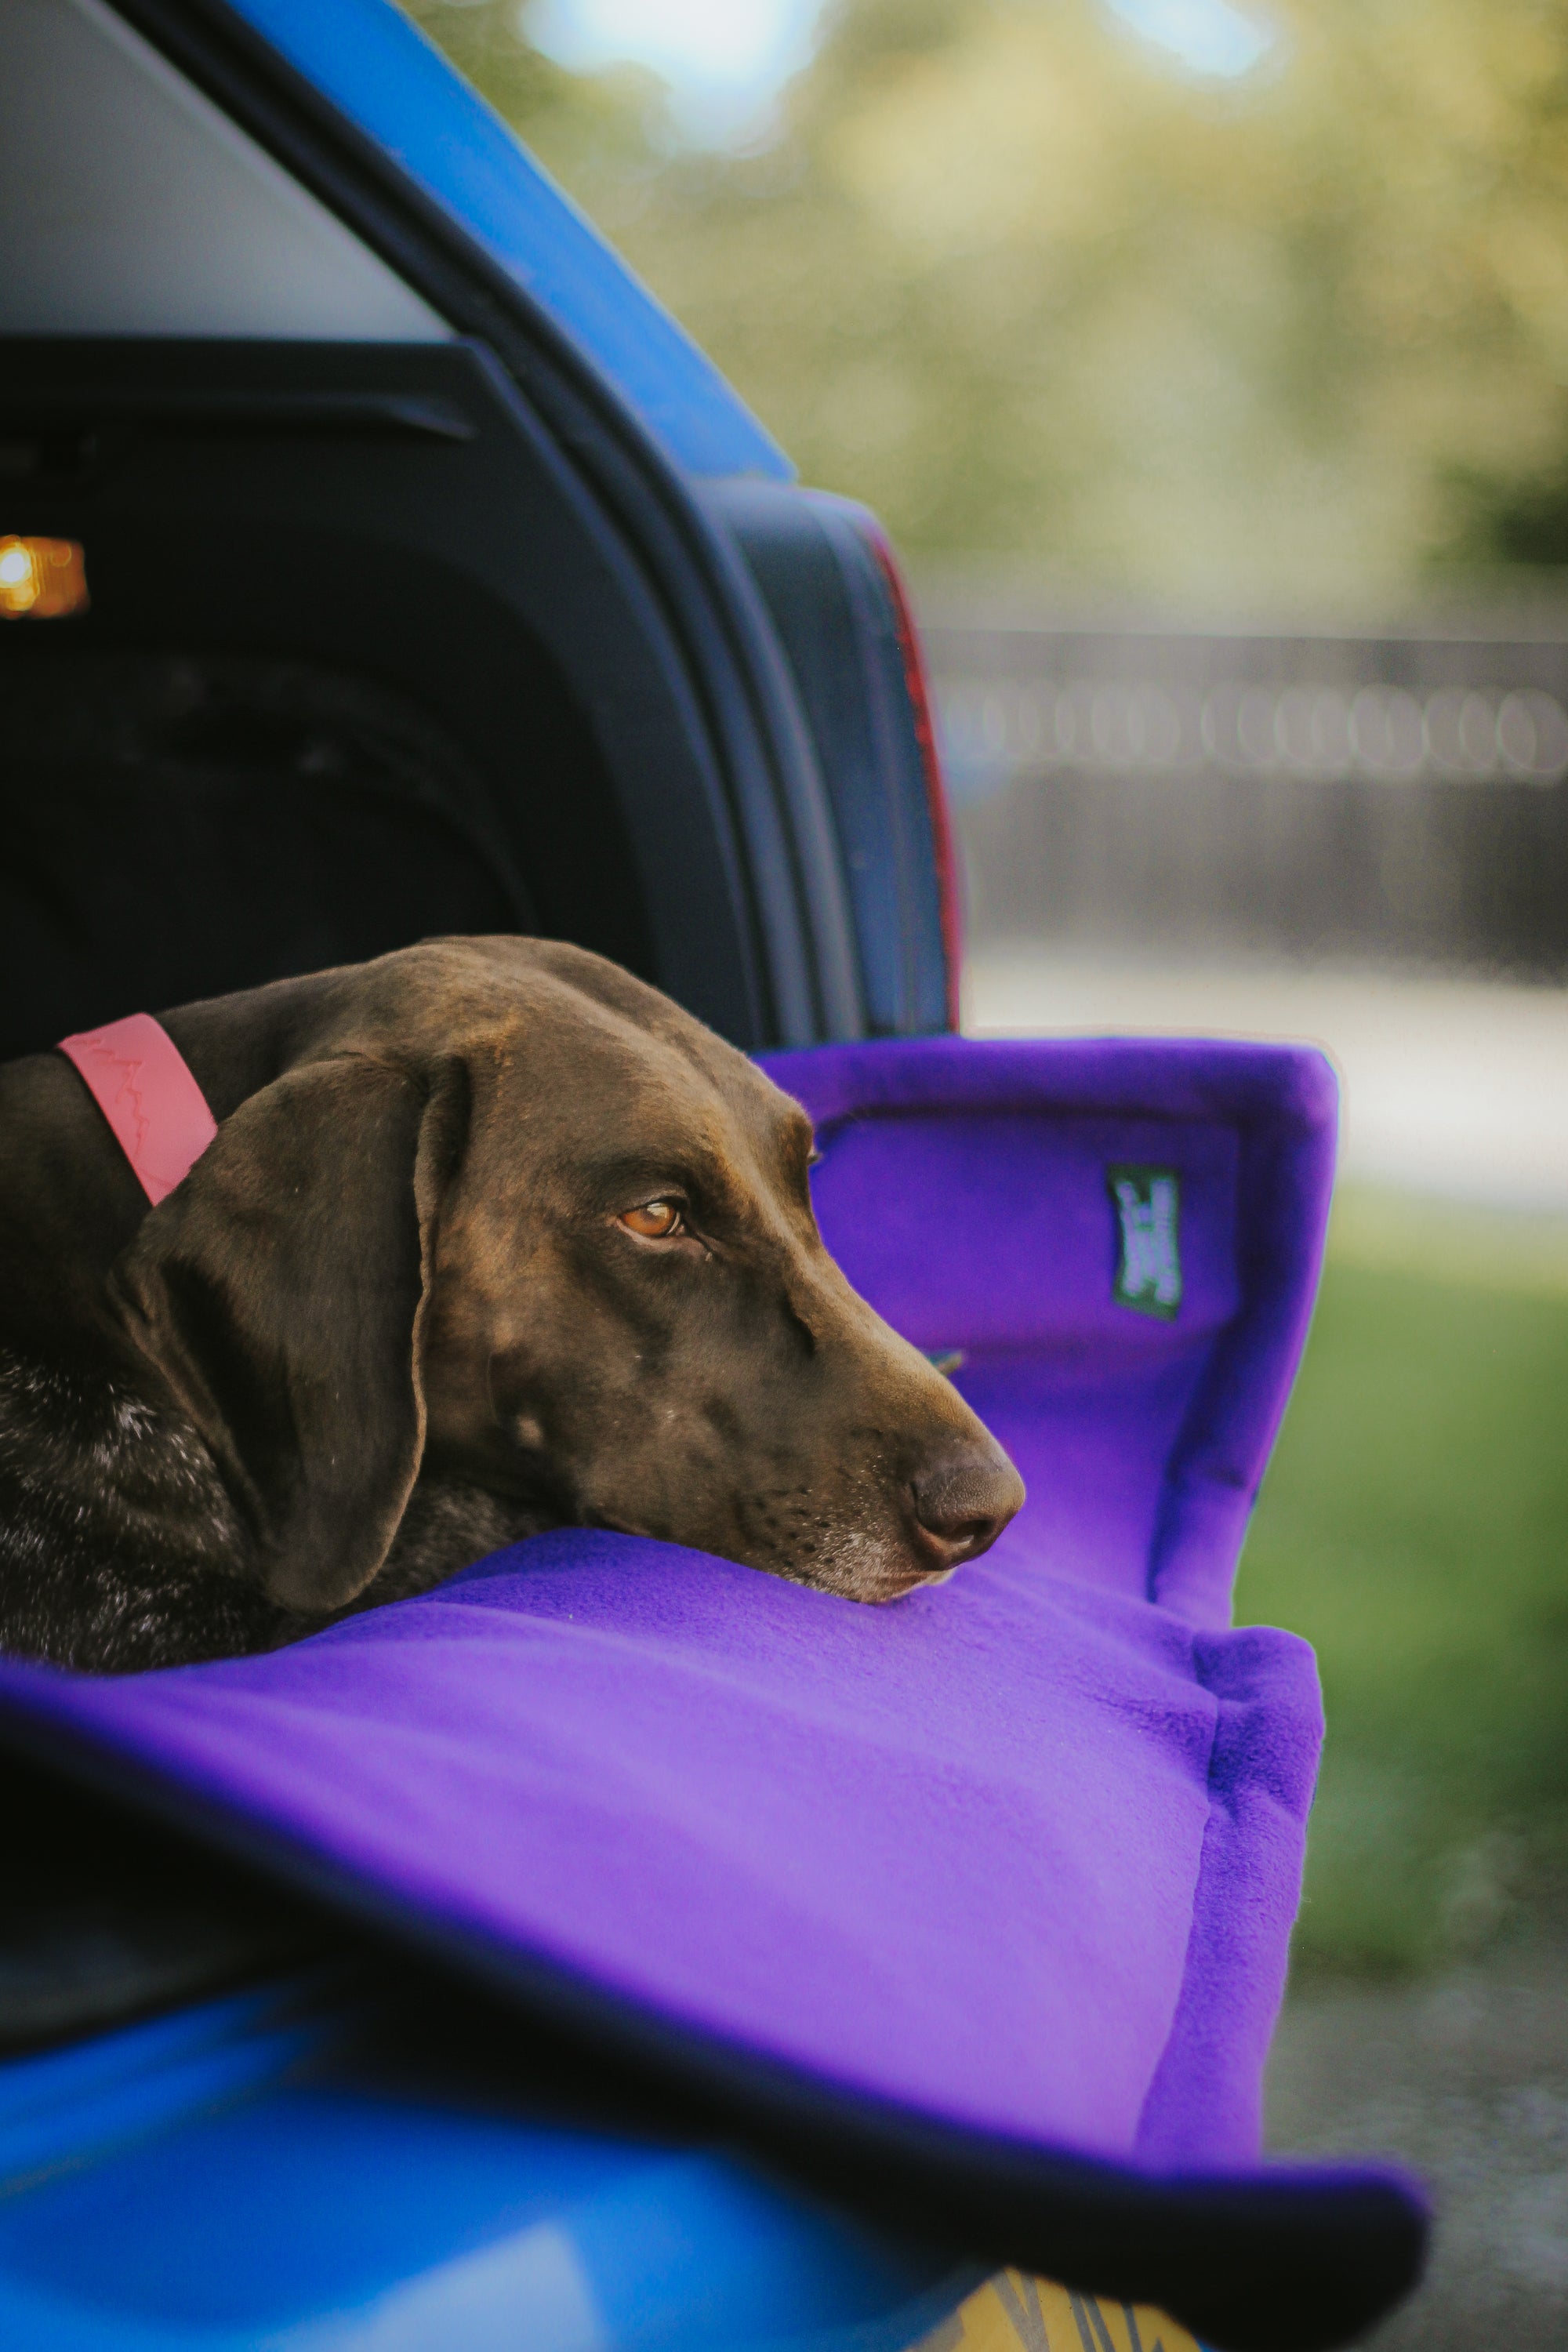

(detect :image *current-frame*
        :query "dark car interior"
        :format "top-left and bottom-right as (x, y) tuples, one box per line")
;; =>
(1, 336), (762, 1059)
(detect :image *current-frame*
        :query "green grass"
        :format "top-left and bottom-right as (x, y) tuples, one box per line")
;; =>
(1233, 1192), (1568, 1980)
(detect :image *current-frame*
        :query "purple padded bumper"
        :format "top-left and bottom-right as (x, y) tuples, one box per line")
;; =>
(0, 1037), (1425, 2350)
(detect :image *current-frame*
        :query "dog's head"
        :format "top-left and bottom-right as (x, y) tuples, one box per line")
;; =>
(111, 938), (1023, 1617)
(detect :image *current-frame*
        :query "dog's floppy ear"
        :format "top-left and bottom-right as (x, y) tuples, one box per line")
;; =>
(111, 1052), (466, 1615)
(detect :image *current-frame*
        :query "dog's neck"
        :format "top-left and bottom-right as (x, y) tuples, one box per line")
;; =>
(0, 1051), (247, 1664)
(0, 1052), (154, 1362)
(0, 997), (543, 1668)
(0, 974), (348, 1359)
(0, 1005), (285, 1664)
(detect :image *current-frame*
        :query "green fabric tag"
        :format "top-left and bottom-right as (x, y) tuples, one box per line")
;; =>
(1108, 1165), (1182, 1319)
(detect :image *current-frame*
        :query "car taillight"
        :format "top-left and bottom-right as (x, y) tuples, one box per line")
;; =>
(868, 533), (963, 1031)
(0, 535), (89, 619)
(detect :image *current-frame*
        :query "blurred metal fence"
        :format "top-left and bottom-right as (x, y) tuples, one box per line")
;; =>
(924, 620), (1568, 974)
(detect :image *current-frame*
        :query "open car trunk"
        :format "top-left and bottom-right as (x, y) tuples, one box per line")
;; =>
(1, 0), (956, 1056)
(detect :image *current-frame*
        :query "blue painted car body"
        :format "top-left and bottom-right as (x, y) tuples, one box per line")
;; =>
(0, 1981), (974, 2349)
(220, 0), (794, 483)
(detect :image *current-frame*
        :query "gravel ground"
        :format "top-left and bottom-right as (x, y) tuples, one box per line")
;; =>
(1268, 1942), (1568, 2346)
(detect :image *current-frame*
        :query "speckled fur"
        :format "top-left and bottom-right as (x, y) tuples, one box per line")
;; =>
(0, 1347), (275, 1668)
(0, 1350), (544, 1668)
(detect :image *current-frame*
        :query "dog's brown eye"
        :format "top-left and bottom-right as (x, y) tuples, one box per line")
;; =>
(619, 1198), (683, 1240)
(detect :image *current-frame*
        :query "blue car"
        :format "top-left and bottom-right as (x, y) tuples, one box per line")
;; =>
(0, 3), (997, 2345)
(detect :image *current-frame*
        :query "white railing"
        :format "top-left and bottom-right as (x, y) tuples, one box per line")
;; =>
(936, 676), (1568, 789)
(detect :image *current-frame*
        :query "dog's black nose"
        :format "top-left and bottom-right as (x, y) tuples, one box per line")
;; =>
(911, 1450), (1025, 1570)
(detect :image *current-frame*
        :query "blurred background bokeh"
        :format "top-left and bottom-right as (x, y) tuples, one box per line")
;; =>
(402, 4), (1568, 2338)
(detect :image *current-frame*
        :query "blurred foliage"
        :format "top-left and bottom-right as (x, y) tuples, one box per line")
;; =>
(404, 0), (1568, 612)
(1236, 1217), (1568, 1980)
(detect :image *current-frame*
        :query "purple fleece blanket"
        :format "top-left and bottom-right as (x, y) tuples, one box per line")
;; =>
(0, 1037), (1425, 2350)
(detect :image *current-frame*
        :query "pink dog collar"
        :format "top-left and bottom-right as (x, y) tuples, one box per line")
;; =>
(57, 1014), (218, 1207)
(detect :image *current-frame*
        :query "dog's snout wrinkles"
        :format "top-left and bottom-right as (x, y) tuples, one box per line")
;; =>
(910, 1451), (1025, 1570)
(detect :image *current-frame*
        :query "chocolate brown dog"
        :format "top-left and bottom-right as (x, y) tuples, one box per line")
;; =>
(0, 938), (1022, 1671)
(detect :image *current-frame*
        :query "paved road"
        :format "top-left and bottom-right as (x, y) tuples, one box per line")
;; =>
(967, 951), (1568, 1218)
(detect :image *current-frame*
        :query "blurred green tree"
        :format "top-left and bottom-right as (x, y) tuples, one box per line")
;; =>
(402, 0), (1568, 611)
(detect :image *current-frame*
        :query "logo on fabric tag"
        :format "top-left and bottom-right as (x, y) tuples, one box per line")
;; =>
(1108, 1166), (1181, 1319)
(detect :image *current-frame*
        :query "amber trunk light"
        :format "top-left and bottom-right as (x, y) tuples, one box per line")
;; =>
(0, 537), (89, 619)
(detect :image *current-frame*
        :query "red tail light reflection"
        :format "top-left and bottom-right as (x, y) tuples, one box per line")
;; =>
(869, 533), (963, 1031)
